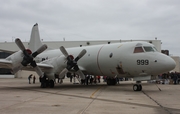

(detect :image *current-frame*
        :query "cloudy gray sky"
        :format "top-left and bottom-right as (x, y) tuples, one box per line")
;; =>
(0, 0), (179, 56)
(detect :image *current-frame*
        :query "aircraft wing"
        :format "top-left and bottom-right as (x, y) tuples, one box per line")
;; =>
(0, 59), (13, 69)
(23, 63), (54, 72)
(0, 59), (54, 73)
(0, 49), (15, 54)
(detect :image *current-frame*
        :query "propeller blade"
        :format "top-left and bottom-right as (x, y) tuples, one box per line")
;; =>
(15, 38), (26, 51)
(32, 44), (48, 57)
(34, 66), (43, 77)
(60, 46), (69, 58)
(59, 68), (68, 78)
(74, 49), (87, 62)
(76, 70), (85, 79)
(30, 61), (43, 77)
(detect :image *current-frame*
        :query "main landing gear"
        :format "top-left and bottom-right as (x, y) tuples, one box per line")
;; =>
(40, 76), (55, 88)
(106, 77), (117, 85)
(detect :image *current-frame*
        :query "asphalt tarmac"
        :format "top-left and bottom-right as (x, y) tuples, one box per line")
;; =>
(0, 77), (180, 114)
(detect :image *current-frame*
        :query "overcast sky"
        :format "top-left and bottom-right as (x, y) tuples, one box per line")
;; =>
(0, 0), (179, 56)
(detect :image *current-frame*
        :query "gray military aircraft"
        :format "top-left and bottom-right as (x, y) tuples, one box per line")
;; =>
(0, 24), (176, 91)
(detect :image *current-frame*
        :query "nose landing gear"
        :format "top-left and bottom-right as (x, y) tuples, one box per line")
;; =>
(133, 84), (142, 91)
(133, 81), (142, 91)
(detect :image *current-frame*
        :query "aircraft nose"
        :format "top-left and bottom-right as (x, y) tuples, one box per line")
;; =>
(158, 54), (176, 72)
(151, 53), (176, 75)
(165, 56), (176, 71)
(153, 53), (176, 74)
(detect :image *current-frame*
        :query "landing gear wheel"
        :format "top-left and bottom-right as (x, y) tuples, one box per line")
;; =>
(40, 80), (49, 88)
(133, 84), (142, 91)
(112, 79), (117, 85)
(41, 82), (46, 88)
(133, 84), (139, 91)
(40, 77), (47, 88)
(49, 80), (54, 88)
(107, 79), (112, 85)
(138, 84), (142, 91)
(106, 78), (117, 85)
(107, 79), (111, 85)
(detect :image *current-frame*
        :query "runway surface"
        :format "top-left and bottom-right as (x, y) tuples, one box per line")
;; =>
(0, 78), (180, 114)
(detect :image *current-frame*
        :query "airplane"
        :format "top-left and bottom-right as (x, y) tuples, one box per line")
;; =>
(0, 23), (176, 91)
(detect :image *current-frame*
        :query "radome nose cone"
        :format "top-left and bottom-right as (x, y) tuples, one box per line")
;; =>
(151, 53), (176, 75)
(167, 57), (176, 71)
(162, 56), (176, 72)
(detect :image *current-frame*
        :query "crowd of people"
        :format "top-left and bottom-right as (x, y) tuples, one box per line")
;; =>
(74, 74), (130, 85)
(80, 75), (101, 85)
(27, 72), (180, 85)
(158, 72), (180, 84)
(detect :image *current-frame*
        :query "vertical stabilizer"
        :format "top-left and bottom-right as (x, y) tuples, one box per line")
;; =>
(28, 23), (43, 52)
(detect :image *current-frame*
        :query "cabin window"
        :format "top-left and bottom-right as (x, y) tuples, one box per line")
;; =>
(143, 46), (155, 52)
(134, 47), (144, 53)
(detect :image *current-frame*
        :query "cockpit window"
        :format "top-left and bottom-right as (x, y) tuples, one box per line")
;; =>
(134, 47), (144, 53)
(143, 46), (155, 52)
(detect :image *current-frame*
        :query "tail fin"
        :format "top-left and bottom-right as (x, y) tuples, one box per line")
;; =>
(28, 23), (43, 52)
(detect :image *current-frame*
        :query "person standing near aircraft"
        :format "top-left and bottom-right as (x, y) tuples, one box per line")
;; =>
(177, 73), (180, 84)
(97, 76), (101, 83)
(89, 75), (93, 84)
(81, 78), (85, 85)
(33, 75), (36, 84)
(67, 72), (72, 82)
(86, 75), (90, 85)
(173, 72), (178, 85)
(28, 74), (33, 84)
(116, 76), (119, 84)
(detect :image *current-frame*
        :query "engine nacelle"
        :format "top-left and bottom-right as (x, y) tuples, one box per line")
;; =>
(41, 55), (67, 75)
(6, 50), (24, 70)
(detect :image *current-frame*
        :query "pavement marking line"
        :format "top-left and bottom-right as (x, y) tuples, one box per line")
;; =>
(90, 86), (102, 98)
(142, 90), (172, 114)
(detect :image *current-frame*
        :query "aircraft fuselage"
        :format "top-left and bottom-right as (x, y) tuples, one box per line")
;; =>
(36, 41), (175, 78)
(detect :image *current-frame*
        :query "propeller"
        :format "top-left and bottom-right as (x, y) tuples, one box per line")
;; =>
(14, 38), (47, 77)
(59, 46), (86, 79)
(60, 46), (68, 58)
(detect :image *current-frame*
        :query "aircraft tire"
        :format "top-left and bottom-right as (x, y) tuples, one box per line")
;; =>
(133, 84), (139, 91)
(107, 79), (111, 85)
(40, 80), (49, 88)
(41, 82), (46, 88)
(138, 84), (142, 91)
(112, 79), (117, 85)
(107, 78), (117, 85)
(49, 80), (54, 88)
(133, 84), (142, 91)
